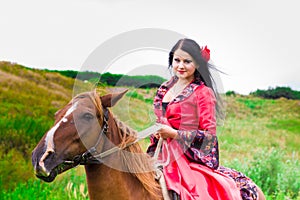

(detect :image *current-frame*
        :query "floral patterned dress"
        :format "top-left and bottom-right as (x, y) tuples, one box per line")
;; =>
(147, 76), (258, 200)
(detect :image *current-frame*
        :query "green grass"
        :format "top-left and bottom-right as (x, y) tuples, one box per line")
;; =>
(1, 168), (88, 200)
(0, 62), (299, 199)
(223, 148), (300, 199)
(218, 95), (300, 199)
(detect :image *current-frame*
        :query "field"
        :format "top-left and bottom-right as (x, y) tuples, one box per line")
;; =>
(0, 62), (299, 199)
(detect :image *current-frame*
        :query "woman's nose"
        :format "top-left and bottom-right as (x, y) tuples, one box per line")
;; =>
(178, 61), (184, 68)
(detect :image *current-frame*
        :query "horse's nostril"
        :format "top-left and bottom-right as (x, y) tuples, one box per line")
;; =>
(40, 149), (55, 163)
(34, 149), (56, 176)
(47, 150), (54, 156)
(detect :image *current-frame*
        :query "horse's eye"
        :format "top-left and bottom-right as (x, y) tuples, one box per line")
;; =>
(83, 113), (94, 121)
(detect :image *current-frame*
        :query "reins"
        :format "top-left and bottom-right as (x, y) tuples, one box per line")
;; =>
(64, 107), (160, 167)
(63, 105), (171, 199)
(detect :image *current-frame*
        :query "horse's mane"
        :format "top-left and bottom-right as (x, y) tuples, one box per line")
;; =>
(85, 90), (161, 199)
(114, 118), (162, 198)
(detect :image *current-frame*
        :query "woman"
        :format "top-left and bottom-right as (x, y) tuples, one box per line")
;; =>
(147, 38), (259, 200)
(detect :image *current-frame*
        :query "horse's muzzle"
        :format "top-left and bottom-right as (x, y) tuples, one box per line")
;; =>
(32, 148), (57, 181)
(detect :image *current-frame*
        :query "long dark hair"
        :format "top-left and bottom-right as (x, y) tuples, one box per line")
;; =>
(168, 38), (225, 122)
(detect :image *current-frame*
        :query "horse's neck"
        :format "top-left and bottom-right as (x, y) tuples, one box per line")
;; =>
(84, 164), (150, 200)
(85, 114), (161, 200)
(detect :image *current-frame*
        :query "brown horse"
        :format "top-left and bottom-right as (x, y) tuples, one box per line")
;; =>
(32, 89), (162, 199)
(32, 89), (265, 200)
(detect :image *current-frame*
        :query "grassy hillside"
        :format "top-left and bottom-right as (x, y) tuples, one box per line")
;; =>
(219, 95), (300, 160)
(0, 62), (77, 153)
(0, 62), (299, 199)
(0, 62), (74, 190)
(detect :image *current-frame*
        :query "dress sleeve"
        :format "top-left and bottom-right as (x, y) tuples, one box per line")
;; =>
(196, 85), (217, 134)
(177, 86), (219, 169)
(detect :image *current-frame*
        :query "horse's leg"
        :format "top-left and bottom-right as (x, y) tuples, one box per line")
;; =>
(257, 186), (266, 200)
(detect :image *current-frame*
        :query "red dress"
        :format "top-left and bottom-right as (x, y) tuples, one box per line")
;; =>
(147, 76), (258, 200)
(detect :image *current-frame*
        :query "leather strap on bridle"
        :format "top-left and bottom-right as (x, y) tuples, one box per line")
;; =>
(64, 108), (161, 167)
(64, 108), (109, 166)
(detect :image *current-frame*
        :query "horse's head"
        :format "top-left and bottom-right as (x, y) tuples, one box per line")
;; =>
(31, 89), (127, 182)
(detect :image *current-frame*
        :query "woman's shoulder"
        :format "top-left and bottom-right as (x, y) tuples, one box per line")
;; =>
(160, 76), (177, 87)
(193, 83), (216, 100)
(154, 77), (176, 102)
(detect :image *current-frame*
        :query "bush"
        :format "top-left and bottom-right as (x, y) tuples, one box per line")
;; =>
(251, 86), (300, 100)
(225, 90), (237, 96)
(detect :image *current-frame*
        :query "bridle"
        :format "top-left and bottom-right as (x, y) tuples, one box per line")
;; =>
(64, 107), (113, 166)
(62, 106), (161, 168)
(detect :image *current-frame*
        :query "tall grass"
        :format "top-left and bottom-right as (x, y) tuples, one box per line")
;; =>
(224, 148), (300, 199)
(2, 148), (299, 199)
(219, 95), (300, 199)
(1, 168), (88, 200)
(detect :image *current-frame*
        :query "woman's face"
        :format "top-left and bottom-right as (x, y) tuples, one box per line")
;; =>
(172, 49), (197, 82)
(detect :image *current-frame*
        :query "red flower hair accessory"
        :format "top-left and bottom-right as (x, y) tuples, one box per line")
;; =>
(201, 45), (210, 62)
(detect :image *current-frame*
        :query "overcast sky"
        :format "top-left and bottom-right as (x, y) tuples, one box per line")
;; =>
(1, 0), (299, 94)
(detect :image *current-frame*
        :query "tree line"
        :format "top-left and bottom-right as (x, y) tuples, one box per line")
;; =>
(250, 86), (300, 100)
(47, 70), (166, 88)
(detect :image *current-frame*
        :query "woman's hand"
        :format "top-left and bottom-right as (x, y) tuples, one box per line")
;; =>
(154, 125), (178, 139)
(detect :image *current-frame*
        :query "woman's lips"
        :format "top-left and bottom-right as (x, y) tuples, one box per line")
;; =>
(177, 70), (185, 74)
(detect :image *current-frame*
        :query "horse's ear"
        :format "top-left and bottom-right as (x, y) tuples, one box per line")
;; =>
(100, 88), (128, 107)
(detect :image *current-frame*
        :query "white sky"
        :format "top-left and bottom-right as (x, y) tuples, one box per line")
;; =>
(1, 0), (299, 94)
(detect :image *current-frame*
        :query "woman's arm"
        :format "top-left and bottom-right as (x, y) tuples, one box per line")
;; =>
(155, 86), (219, 169)
(180, 86), (219, 168)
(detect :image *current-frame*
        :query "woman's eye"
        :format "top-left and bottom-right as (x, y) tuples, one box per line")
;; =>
(174, 58), (180, 62)
(83, 113), (94, 121)
(184, 60), (192, 64)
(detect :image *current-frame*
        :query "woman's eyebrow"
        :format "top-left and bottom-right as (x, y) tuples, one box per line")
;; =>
(174, 55), (192, 60)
